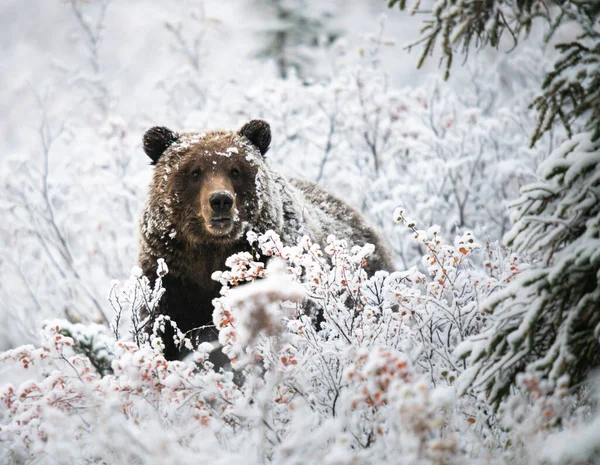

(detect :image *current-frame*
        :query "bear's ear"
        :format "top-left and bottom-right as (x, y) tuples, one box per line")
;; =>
(143, 126), (179, 165)
(238, 119), (271, 156)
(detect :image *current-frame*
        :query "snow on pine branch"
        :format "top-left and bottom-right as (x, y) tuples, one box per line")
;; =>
(457, 131), (600, 407)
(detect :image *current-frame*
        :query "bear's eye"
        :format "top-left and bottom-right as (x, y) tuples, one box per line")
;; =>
(191, 169), (202, 180)
(230, 168), (240, 179)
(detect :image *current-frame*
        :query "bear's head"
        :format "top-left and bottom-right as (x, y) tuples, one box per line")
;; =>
(142, 119), (279, 246)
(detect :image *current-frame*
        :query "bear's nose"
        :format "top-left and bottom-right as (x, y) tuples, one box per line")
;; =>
(209, 192), (234, 215)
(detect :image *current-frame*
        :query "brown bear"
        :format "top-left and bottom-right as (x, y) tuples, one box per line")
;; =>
(138, 119), (392, 362)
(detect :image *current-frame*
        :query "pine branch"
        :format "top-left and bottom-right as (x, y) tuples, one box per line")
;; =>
(389, 0), (600, 143)
(459, 132), (600, 405)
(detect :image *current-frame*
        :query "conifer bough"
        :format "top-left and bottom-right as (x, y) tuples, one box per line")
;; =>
(388, 0), (600, 144)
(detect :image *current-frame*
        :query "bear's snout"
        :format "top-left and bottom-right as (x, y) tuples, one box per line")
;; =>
(209, 192), (234, 216)
(199, 173), (238, 237)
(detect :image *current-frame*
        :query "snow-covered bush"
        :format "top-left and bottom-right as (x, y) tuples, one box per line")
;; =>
(1, 227), (519, 464)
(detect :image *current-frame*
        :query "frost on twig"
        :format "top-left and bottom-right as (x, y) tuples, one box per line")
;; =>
(108, 258), (168, 348)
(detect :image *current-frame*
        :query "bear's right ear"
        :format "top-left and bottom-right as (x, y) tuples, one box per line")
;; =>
(238, 119), (271, 156)
(143, 126), (179, 165)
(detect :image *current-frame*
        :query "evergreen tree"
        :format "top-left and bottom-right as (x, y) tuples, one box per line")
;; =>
(460, 132), (600, 406)
(389, 0), (600, 403)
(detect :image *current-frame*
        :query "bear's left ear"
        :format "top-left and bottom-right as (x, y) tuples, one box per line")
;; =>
(143, 126), (179, 165)
(238, 119), (271, 156)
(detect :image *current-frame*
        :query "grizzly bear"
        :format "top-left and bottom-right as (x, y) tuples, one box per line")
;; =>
(138, 119), (392, 363)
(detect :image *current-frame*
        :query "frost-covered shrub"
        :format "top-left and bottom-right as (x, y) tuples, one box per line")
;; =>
(387, 0), (600, 457)
(391, 210), (523, 387)
(0, 114), (148, 348)
(0, 226), (520, 464)
(536, 376), (600, 465)
(5, 223), (598, 464)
